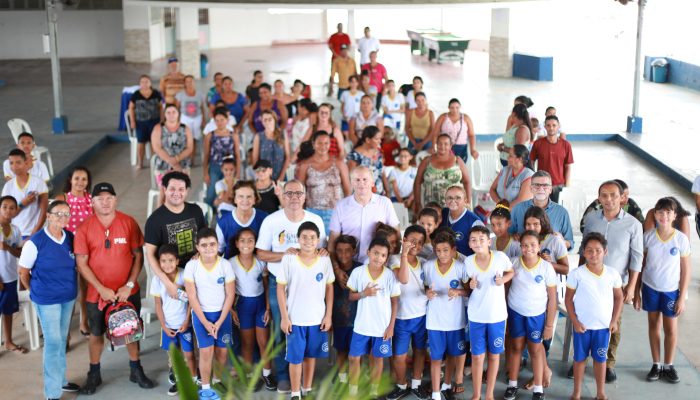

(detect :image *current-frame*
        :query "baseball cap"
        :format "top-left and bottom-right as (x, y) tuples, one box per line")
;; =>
(167, 57), (178, 63)
(253, 160), (273, 170)
(92, 182), (116, 197)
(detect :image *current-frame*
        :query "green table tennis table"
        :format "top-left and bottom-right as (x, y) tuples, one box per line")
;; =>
(422, 34), (470, 64)
(406, 28), (445, 55)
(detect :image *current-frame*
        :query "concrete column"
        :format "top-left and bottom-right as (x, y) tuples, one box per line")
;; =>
(348, 9), (356, 47)
(489, 8), (513, 78)
(123, 3), (152, 63)
(176, 7), (200, 78)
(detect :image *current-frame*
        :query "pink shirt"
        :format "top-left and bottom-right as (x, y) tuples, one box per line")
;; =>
(65, 192), (93, 233)
(361, 63), (388, 93)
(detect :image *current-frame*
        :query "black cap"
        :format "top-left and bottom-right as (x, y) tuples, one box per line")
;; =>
(92, 182), (116, 197)
(253, 159), (273, 170)
(167, 56), (178, 63)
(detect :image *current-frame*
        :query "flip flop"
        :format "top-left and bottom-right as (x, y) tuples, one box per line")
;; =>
(80, 329), (90, 337)
(6, 345), (28, 354)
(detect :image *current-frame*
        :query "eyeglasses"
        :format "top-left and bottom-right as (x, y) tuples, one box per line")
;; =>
(284, 191), (305, 198)
(445, 196), (463, 202)
(50, 212), (71, 218)
(532, 183), (552, 189)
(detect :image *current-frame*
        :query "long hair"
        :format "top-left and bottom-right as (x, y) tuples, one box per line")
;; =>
(261, 110), (284, 146)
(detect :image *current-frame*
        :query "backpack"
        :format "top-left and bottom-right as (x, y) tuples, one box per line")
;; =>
(104, 301), (143, 350)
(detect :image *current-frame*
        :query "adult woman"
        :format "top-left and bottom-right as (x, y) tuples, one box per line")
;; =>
(175, 75), (208, 165)
(504, 95), (534, 133)
(203, 108), (242, 205)
(273, 79), (300, 119)
(296, 131), (351, 232)
(405, 91), (435, 152)
(348, 95), (383, 145)
(489, 144), (534, 208)
(151, 104), (194, 185)
(210, 76), (248, 124)
(128, 75), (163, 169)
(310, 103), (345, 159)
(432, 98), (478, 163)
(251, 110), (290, 181)
(498, 103), (532, 167)
(290, 99), (317, 159)
(18, 201), (80, 399)
(246, 83), (288, 133)
(216, 180), (268, 258)
(347, 126), (389, 195)
(413, 133), (472, 212)
(405, 75), (424, 110)
(246, 70), (264, 104)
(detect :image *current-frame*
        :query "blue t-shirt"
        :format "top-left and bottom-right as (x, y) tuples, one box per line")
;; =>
(509, 199), (574, 250)
(215, 208), (268, 258)
(441, 208), (484, 257)
(211, 92), (247, 123)
(23, 229), (78, 305)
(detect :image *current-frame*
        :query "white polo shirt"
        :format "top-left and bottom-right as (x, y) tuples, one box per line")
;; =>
(1, 174), (49, 236)
(392, 257), (428, 320)
(277, 254), (334, 326)
(230, 256), (266, 298)
(566, 264), (622, 330)
(489, 237), (521, 260)
(0, 224), (21, 282)
(424, 258), (467, 331)
(464, 251), (512, 323)
(642, 229), (690, 292)
(507, 257), (557, 317)
(347, 265), (400, 337)
(183, 257), (235, 312)
(150, 272), (188, 329)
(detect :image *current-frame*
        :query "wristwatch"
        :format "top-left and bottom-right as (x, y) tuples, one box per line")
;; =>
(125, 281), (135, 289)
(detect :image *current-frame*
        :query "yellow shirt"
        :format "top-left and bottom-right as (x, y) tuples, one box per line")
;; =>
(331, 57), (357, 89)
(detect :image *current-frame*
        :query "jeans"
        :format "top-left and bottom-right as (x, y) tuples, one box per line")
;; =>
(452, 144), (469, 163)
(306, 208), (332, 236)
(550, 185), (564, 203)
(267, 275), (289, 382)
(408, 140), (432, 154)
(205, 163), (223, 206)
(34, 299), (75, 399)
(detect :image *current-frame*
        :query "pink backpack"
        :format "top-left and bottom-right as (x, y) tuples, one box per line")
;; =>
(104, 301), (143, 350)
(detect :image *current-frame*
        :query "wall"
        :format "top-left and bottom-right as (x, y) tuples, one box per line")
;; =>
(0, 10), (124, 60)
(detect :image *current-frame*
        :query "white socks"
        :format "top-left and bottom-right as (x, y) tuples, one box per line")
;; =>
(533, 385), (544, 393)
(441, 383), (452, 391)
(508, 380), (518, 388)
(338, 372), (348, 383)
(262, 368), (271, 377)
(411, 379), (422, 389)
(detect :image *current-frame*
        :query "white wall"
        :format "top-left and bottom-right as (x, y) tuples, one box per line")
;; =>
(0, 10), (124, 60)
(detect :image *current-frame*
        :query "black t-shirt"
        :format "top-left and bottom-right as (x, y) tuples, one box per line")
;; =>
(130, 89), (163, 122)
(257, 185), (280, 215)
(145, 202), (206, 269)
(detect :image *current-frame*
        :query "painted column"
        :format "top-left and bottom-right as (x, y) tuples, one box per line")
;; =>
(489, 8), (512, 78)
(176, 7), (200, 79)
(123, 3), (153, 63)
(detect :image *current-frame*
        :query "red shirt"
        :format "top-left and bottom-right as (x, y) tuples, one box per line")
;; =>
(529, 137), (574, 186)
(381, 139), (401, 166)
(74, 211), (145, 303)
(328, 33), (351, 60)
(361, 62), (388, 93)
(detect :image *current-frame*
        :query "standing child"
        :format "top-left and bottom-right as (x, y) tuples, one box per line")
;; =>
(381, 80), (406, 133)
(1, 149), (49, 240)
(389, 149), (417, 209)
(151, 244), (196, 396)
(214, 157), (237, 215)
(347, 238), (401, 398)
(3, 132), (50, 183)
(417, 207), (440, 259)
(183, 228), (236, 392)
(277, 221), (334, 400)
(340, 75), (365, 136)
(566, 232), (623, 400)
(0, 196), (24, 353)
(635, 197), (691, 383)
(464, 225), (514, 400)
(381, 126), (401, 167)
(524, 207), (570, 275)
(489, 200), (521, 259)
(375, 222), (402, 271)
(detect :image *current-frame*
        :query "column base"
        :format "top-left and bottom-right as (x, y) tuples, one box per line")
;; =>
(52, 115), (68, 134)
(626, 115), (643, 133)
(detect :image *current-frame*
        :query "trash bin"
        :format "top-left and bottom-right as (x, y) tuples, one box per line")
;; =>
(650, 58), (668, 83)
(200, 54), (209, 78)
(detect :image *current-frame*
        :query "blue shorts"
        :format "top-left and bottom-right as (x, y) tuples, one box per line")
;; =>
(642, 283), (679, 318)
(0, 280), (19, 315)
(349, 332), (392, 358)
(428, 329), (467, 360)
(161, 327), (195, 353)
(394, 316), (428, 355)
(235, 294), (267, 329)
(469, 320), (506, 356)
(333, 326), (354, 352)
(507, 308), (546, 343)
(136, 119), (159, 143)
(573, 328), (610, 363)
(192, 310), (234, 349)
(286, 325), (329, 364)
(341, 120), (349, 132)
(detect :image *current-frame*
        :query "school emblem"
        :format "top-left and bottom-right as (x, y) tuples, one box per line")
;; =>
(667, 300), (676, 311)
(493, 337), (503, 348)
(217, 277), (225, 284)
(316, 273), (324, 282)
(450, 279), (460, 289)
(322, 342), (329, 353)
(457, 341), (466, 351)
(257, 274), (263, 282)
(597, 347), (607, 358)
(222, 334), (231, 344)
(670, 247), (679, 256)
(454, 231), (464, 241)
(534, 275), (543, 283)
(379, 344), (390, 354)
(420, 272), (425, 281)
(182, 332), (192, 342)
(531, 331), (541, 340)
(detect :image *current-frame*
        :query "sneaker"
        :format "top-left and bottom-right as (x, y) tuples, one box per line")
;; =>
(61, 382), (80, 392)
(532, 392), (545, 400)
(168, 367), (176, 385)
(261, 374), (277, 391)
(386, 386), (411, 400)
(605, 367), (617, 383)
(130, 366), (155, 389)
(504, 386), (519, 400)
(79, 371), (102, 395)
(566, 365), (574, 379)
(646, 364), (661, 381)
(663, 365), (680, 383)
(277, 380), (291, 394)
(441, 388), (454, 400)
(411, 386), (430, 400)
(167, 384), (178, 396)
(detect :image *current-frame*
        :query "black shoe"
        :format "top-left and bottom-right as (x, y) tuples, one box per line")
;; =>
(79, 371), (102, 395)
(646, 364), (661, 381)
(62, 382), (80, 392)
(167, 383), (178, 396)
(504, 386), (519, 400)
(411, 386), (430, 400)
(532, 392), (545, 400)
(663, 365), (680, 383)
(130, 366), (155, 389)
(605, 367), (617, 383)
(566, 365), (574, 379)
(261, 374), (277, 391)
(441, 388), (454, 400)
(168, 367), (176, 385)
(386, 386), (411, 400)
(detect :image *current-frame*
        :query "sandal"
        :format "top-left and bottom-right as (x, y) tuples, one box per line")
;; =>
(453, 383), (465, 394)
(6, 345), (28, 354)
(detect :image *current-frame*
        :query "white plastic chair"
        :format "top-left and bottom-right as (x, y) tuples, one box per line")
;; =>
(196, 201), (215, 227)
(559, 187), (588, 246)
(393, 202), (410, 231)
(0, 285), (41, 351)
(557, 259), (580, 362)
(124, 110), (138, 167)
(146, 156), (160, 217)
(415, 150), (430, 166)
(7, 118), (54, 177)
(139, 245), (155, 339)
(469, 151), (501, 208)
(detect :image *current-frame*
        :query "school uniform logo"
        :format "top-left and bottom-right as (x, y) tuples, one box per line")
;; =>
(667, 300), (676, 311)
(450, 279), (460, 289)
(222, 334), (231, 344)
(316, 273), (324, 282)
(217, 277), (225, 284)
(670, 247), (679, 256)
(457, 341), (466, 351)
(420, 272), (425, 281)
(322, 342), (329, 353)
(182, 332), (192, 343)
(454, 232), (464, 241)
(597, 347), (607, 358)
(531, 331), (541, 340)
(493, 337), (504, 348)
(379, 344), (390, 354)
(534, 275), (544, 283)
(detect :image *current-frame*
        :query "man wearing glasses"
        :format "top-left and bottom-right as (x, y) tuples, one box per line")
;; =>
(509, 170), (575, 250)
(74, 182), (153, 395)
(255, 179), (327, 394)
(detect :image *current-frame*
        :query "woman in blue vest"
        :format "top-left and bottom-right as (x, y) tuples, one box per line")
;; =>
(18, 200), (80, 400)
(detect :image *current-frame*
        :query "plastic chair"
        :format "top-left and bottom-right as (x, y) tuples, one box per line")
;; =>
(0, 285), (41, 351)
(7, 118), (54, 177)
(196, 201), (215, 227)
(146, 156), (160, 217)
(415, 150), (430, 166)
(469, 151), (501, 208)
(139, 245), (155, 339)
(393, 202), (410, 230)
(559, 187), (588, 239)
(124, 110), (138, 167)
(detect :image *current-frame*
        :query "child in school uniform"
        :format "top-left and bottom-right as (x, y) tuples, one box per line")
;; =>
(183, 228), (236, 392)
(417, 207), (440, 259)
(441, 185), (484, 257)
(635, 197), (691, 383)
(464, 225), (514, 400)
(277, 221), (334, 400)
(3, 132), (50, 183)
(524, 207), (570, 275)
(151, 244), (195, 396)
(213, 157), (237, 216)
(1, 149), (49, 240)
(375, 222), (402, 271)
(489, 200), (521, 259)
(566, 232), (623, 400)
(389, 149), (417, 209)
(0, 195), (24, 354)
(347, 237), (401, 398)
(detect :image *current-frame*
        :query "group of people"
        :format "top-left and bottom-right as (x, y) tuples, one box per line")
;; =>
(0, 30), (698, 400)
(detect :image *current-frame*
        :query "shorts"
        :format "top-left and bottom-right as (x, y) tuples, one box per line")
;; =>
(507, 308), (546, 343)
(161, 327), (195, 353)
(349, 332), (392, 358)
(393, 316), (428, 355)
(192, 310), (234, 349)
(0, 280), (19, 315)
(452, 144), (469, 163)
(235, 294), (267, 329)
(642, 283), (679, 318)
(468, 320), (506, 356)
(285, 325), (329, 364)
(428, 329), (467, 360)
(341, 120), (349, 132)
(180, 114), (203, 140)
(86, 293), (141, 337)
(136, 119), (159, 143)
(573, 328), (610, 363)
(333, 326), (354, 352)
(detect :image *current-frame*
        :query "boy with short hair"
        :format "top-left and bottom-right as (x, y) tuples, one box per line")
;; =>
(277, 221), (335, 400)
(1, 149), (49, 240)
(152, 244), (195, 396)
(0, 195), (24, 353)
(566, 232), (623, 400)
(3, 132), (50, 183)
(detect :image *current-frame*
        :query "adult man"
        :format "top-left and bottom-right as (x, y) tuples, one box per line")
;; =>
(255, 180), (326, 394)
(145, 171), (206, 298)
(357, 26), (380, 65)
(529, 115), (574, 203)
(578, 180), (643, 383)
(75, 183), (153, 395)
(328, 165), (399, 264)
(361, 51), (388, 111)
(160, 57), (186, 104)
(579, 179), (644, 234)
(329, 44), (357, 100)
(509, 170), (574, 250)
(327, 23), (351, 96)
(693, 175), (700, 238)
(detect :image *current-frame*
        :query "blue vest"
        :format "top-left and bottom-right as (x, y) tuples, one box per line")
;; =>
(29, 229), (77, 305)
(441, 208), (482, 257)
(216, 208), (267, 258)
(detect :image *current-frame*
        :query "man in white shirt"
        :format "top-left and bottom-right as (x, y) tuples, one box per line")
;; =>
(357, 26), (380, 65)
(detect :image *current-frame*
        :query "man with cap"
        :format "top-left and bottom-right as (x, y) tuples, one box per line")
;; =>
(254, 159), (284, 214)
(160, 57), (186, 105)
(330, 43), (357, 100)
(74, 182), (153, 395)
(327, 22), (352, 96)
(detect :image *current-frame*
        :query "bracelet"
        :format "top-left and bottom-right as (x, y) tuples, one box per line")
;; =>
(360, 291), (366, 299)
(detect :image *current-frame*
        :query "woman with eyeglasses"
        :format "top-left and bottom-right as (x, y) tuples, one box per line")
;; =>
(489, 144), (534, 209)
(18, 200), (81, 399)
